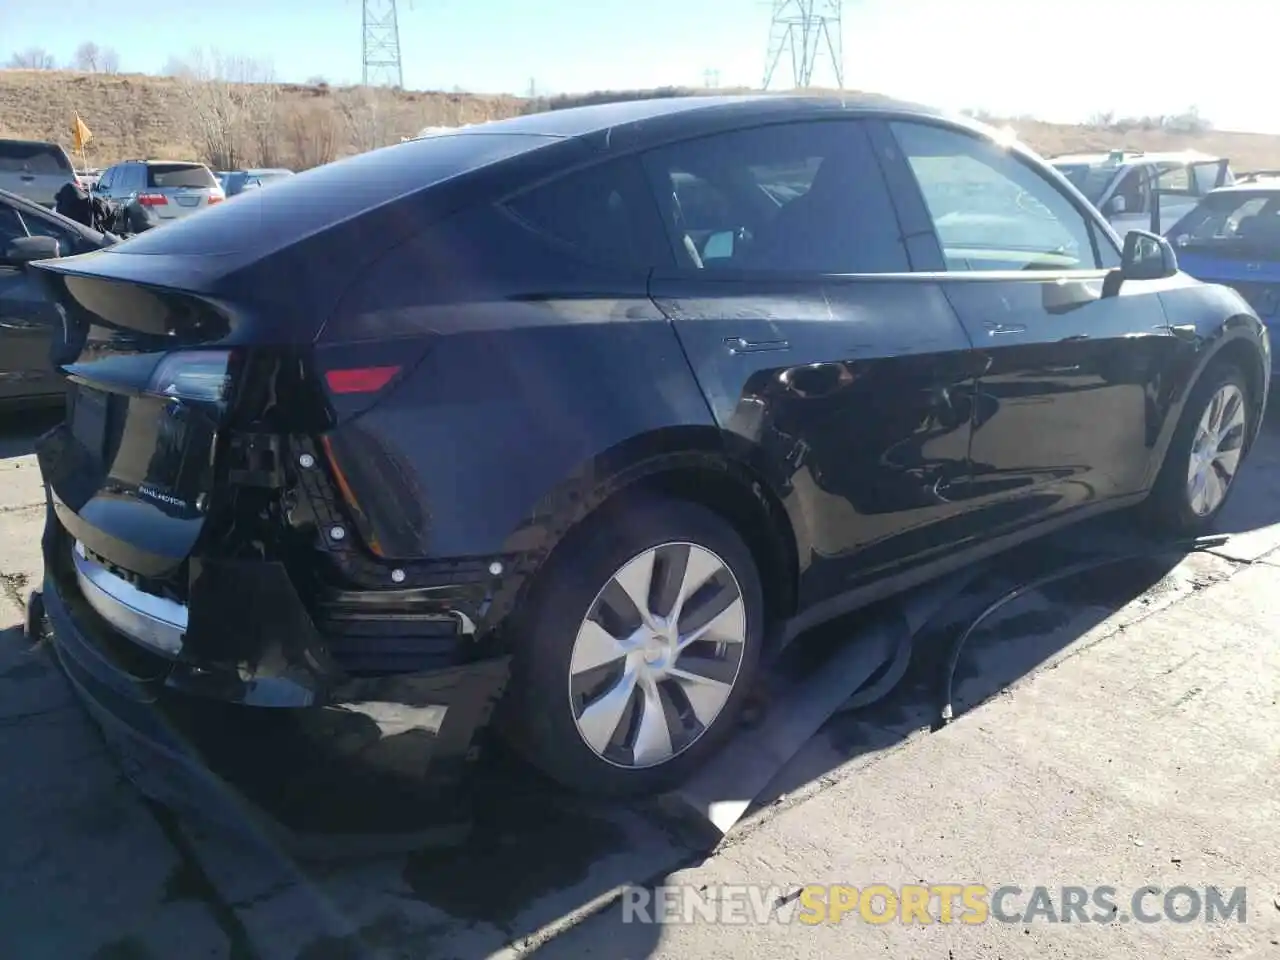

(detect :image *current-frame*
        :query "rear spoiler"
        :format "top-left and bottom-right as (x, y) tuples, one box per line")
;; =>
(1150, 158), (1232, 234)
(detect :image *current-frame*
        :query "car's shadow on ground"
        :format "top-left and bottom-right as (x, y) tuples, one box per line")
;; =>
(3, 406), (1278, 959)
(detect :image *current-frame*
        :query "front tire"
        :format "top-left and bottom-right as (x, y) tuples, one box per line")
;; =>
(502, 498), (764, 797)
(1144, 362), (1251, 537)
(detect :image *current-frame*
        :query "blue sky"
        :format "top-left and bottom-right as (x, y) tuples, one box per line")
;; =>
(3, 0), (1278, 132)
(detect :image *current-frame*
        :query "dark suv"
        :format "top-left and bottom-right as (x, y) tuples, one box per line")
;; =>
(29, 96), (1269, 836)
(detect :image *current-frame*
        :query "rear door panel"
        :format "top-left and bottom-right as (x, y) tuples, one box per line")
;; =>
(0, 205), (62, 400)
(0, 267), (61, 401)
(654, 275), (980, 603)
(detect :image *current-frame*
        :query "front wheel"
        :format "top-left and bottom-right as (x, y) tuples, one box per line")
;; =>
(1144, 362), (1251, 537)
(501, 498), (764, 797)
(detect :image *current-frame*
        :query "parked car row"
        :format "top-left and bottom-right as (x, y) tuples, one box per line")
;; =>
(14, 94), (1269, 840)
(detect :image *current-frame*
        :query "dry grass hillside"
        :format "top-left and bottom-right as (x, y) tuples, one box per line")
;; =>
(4, 68), (1280, 173)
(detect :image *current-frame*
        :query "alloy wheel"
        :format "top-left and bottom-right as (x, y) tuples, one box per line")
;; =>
(567, 542), (748, 769)
(1186, 382), (1246, 517)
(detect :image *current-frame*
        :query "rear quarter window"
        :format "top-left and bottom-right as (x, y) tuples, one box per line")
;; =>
(0, 141), (73, 175)
(113, 133), (555, 256)
(502, 156), (673, 270)
(147, 164), (217, 189)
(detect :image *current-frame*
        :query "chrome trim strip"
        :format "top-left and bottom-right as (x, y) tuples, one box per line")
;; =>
(72, 540), (187, 656)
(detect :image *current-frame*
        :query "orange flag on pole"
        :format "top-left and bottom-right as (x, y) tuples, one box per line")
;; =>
(71, 113), (93, 153)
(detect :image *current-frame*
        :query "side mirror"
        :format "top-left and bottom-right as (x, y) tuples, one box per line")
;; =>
(1105, 195), (1127, 216)
(1121, 230), (1177, 280)
(3, 235), (60, 265)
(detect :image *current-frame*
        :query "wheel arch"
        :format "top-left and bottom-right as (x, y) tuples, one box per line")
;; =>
(1205, 331), (1268, 444)
(1146, 318), (1268, 489)
(496, 424), (801, 648)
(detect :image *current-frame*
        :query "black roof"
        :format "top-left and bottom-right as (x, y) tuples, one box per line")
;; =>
(431, 92), (945, 143)
(39, 93), (960, 290)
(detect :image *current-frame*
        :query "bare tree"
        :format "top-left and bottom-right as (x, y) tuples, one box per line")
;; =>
(71, 41), (121, 73)
(161, 55), (193, 78)
(73, 41), (101, 71)
(167, 47), (278, 169)
(284, 102), (340, 169)
(7, 47), (56, 69)
(336, 86), (398, 154)
(245, 78), (283, 167)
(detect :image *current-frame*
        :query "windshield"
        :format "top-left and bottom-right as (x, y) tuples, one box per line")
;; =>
(1167, 191), (1280, 258)
(1052, 163), (1115, 205)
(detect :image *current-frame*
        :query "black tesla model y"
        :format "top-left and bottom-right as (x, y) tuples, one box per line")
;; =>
(30, 95), (1270, 829)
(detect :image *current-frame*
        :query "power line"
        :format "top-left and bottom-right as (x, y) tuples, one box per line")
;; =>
(363, 0), (404, 87)
(763, 0), (844, 91)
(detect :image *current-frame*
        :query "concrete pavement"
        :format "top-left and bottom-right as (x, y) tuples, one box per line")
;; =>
(1, 407), (1278, 959)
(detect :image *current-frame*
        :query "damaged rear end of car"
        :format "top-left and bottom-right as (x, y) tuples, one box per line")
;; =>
(29, 134), (553, 846)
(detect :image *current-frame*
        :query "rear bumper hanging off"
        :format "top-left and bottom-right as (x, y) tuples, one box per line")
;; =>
(38, 499), (511, 851)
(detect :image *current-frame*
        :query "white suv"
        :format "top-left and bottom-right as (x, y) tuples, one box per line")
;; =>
(1051, 149), (1233, 235)
(93, 159), (224, 232)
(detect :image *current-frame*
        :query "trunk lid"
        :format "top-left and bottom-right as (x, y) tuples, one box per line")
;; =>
(35, 268), (246, 578)
(31, 131), (554, 580)
(30, 240), (317, 580)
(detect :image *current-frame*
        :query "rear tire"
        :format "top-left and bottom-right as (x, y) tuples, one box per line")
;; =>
(500, 497), (764, 797)
(1143, 362), (1251, 538)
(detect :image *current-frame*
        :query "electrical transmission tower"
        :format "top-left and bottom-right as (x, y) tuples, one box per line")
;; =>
(763, 0), (844, 90)
(362, 0), (404, 87)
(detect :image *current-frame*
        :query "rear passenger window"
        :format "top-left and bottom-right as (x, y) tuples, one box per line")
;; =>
(640, 121), (909, 274)
(503, 157), (673, 270)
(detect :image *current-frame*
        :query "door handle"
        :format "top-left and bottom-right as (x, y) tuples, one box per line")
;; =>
(725, 336), (790, 354)
(983, 321), (1027, 336)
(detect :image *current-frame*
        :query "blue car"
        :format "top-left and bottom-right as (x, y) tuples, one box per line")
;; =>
(1166, 177), (1280, 368)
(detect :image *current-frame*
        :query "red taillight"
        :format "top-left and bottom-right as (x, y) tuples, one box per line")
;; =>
(207, 191), (224, 205)
(323, 366), (401, 395)
(137, 193), (168, 206)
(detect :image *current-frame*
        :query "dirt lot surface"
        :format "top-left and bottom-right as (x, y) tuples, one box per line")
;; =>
(1, 407), (1278, 959)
